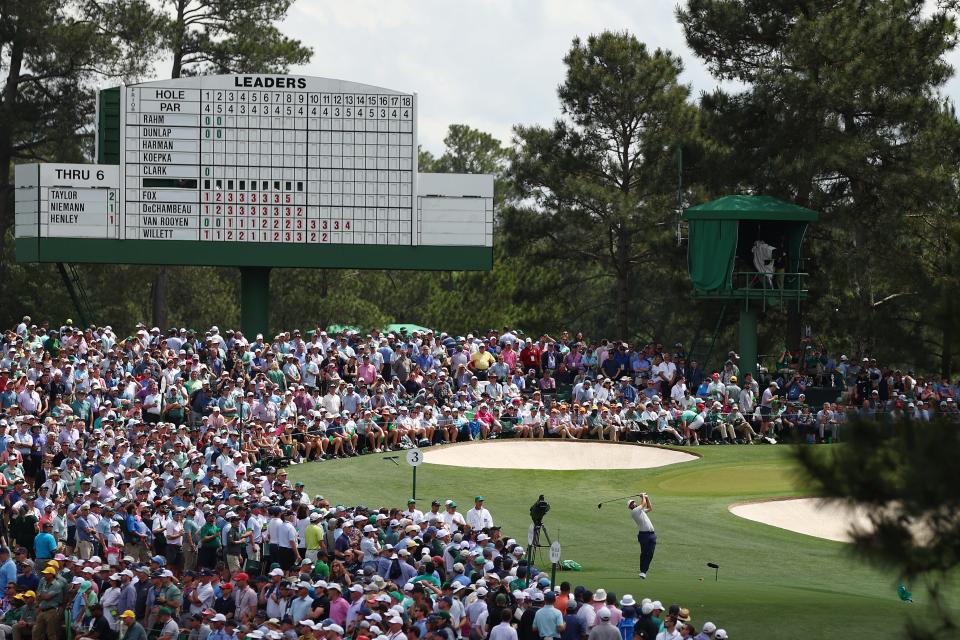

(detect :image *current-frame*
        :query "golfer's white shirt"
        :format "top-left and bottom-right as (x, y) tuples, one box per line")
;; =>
(631, 506), (654, 533)
(466, 506), (493, 530)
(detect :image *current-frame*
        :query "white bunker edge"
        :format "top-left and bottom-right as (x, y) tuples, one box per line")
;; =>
(421, 440), (698, 471)
(729, 497), (933, 545)
(728, 497), (875, 543)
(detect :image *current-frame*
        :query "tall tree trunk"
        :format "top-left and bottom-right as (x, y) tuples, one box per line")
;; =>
(941, 310), (952, 380)
(614, 225), (631, 340)
(0, 31), (25, 294)
(615, 268), (629, 340)
(941, 242), (954, 379)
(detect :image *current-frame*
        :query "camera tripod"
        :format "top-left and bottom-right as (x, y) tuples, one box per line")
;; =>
(523, 521), (556, 583)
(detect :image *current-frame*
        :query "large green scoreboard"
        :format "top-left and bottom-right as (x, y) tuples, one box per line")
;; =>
(15, 74), (494, 271)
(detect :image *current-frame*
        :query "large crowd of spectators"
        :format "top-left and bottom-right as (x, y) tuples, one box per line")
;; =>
(0, 319), (946, 458)
(0, 317), (744, 640)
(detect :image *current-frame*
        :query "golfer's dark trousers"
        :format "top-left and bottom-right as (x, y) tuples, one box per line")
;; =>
(637, 530), (657, 573)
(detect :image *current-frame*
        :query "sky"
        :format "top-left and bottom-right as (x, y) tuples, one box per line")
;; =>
(275, 0), (960, 155)
(278, 0), (724, 154)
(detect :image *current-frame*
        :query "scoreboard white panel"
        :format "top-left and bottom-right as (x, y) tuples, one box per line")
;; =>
(121, 75), (417, 244)
(14, 165), (39, 239)
(15, 164), (120, 240)
(417, 173), (494, 247)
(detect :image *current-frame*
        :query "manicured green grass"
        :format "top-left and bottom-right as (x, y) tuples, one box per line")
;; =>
(286, 444), (952, 639)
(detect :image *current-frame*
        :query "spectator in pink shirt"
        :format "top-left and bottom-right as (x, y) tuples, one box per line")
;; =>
(501, 343), (518, 370)
(357, 354), (378, 385)
(326, 583), (350, 625)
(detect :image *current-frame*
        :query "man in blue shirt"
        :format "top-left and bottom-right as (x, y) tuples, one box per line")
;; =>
(533, 591), (565, 640)
(617, 378), (638, 404)
(207, 613), (231, 640)
(76, 504), (95, 560)
(560, 600), (584, 640)
(0, 547), (16, 592)
(414, 347), (435, 373)
(34, 522), (58, 567)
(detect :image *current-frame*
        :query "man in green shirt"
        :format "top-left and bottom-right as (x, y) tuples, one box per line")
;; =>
(410, 561), (441, 587)
(198, 513), (221, 570)
(11, 592), (36, 640)
(155, 570), (183, 627)
(680, 405), (704, 446)
(3, 593), (25, 626)
(69, 398), (92, 427)
(33, 567), (66, 640)
(184, 371), (203, 396)
(311, 552), (330, 580)
(183, 506), (201, 572)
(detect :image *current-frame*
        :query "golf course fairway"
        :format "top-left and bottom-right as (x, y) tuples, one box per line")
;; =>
(286, 444), (954, 639)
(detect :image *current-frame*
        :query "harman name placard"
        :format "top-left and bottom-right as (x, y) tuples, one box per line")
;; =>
(122, 75), (417, 244)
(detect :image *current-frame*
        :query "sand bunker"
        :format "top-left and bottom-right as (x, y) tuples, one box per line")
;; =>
(729, 497), (874, 543)
(421, 440), (697, 470)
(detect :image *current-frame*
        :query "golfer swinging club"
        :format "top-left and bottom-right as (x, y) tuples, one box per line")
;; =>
(628, 493), (655, 579)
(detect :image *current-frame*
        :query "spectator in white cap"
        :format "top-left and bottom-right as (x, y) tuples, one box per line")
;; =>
(384, 615), (405, 640)
(289, 582), (314, 624)
(360, 525), (381, 572)
(636, 601), (659, 640)
(532, 590), (565, 640)
(694, 622), (717, 640)
(587, 607), (619, 640)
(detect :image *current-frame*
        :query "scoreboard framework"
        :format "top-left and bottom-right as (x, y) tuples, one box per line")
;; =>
(15, 74), (493, 271)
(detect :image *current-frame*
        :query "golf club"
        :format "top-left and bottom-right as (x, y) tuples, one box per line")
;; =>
(597, 493), (645, 509)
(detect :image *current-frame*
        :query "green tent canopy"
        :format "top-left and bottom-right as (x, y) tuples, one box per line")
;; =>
(383, 323), (432, 335)
(682, 195), (819, 292)
(683, 195), (818, 221)
(326, 324), (362, 335)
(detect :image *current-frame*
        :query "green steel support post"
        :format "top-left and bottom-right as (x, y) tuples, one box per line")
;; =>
(240, 267), (271, 339)
(739, 308), (758, 381)
(56, 263), (90, 329)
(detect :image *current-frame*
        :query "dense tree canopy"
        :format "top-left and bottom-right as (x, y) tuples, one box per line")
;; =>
(506, 32), (699, 339)
(4, 4), (960, 376)
(678, 0), (960, 373)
